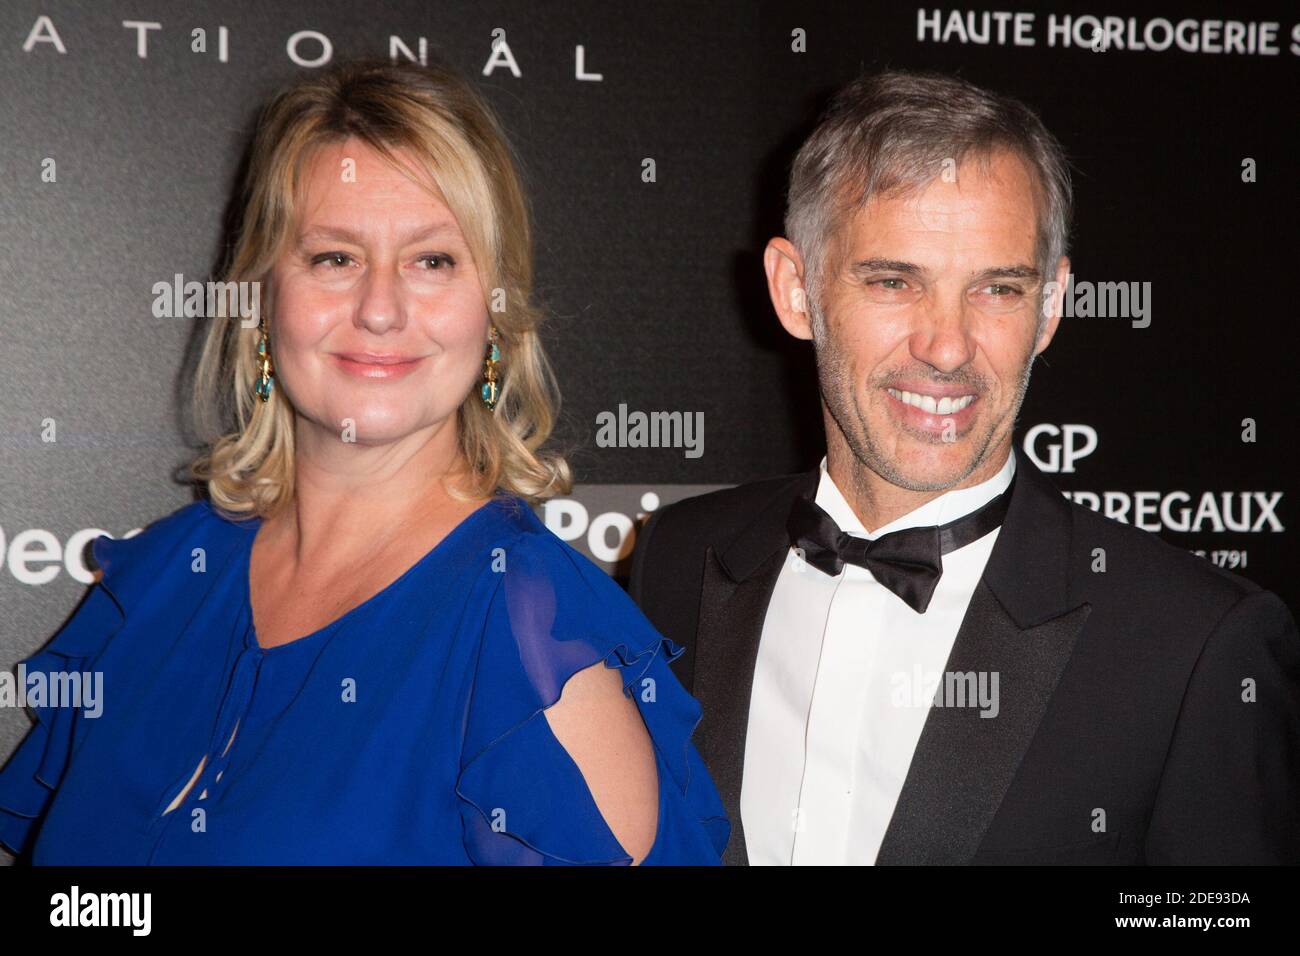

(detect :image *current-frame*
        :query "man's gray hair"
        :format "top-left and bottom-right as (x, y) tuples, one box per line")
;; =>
(785, 70), (1073, 317)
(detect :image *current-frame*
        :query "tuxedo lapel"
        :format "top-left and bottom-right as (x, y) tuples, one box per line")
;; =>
(873, 582), (1091, 863)
(691, 471), (818, 866)
(693, 547), (783, 866)
(876, 445), (1092, 864)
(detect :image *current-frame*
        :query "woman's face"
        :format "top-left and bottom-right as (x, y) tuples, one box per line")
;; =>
(267, 136), (489, 448)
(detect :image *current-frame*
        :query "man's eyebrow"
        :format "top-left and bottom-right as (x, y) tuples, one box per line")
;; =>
(971, 264), (1042, 283)
(849, 259), (1042, 283)
(850, 258), (925, 278)
(295, 221), (461, 245)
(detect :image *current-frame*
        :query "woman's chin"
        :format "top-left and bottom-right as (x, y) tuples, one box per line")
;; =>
(303, 408), (438, 446)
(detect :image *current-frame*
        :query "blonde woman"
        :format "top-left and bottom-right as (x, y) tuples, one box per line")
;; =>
(0, 59), (729, 865)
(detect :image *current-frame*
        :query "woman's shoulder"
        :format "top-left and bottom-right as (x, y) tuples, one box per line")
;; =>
(476, 494), (679, 702)
(4, 500), (241, 709)
(91, 498), (240, 571)
(481, 494), (633, 611)
(91, 498), (253, 613)
(458, 496), (730, 865)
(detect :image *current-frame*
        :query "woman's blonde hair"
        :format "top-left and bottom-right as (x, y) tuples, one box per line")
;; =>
(189, 57), (571, 519)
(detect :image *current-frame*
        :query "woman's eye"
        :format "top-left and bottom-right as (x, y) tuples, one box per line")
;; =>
(307, 252), (456, 271)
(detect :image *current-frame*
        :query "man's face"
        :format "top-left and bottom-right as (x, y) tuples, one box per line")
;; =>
(809, 149), (1063, 491)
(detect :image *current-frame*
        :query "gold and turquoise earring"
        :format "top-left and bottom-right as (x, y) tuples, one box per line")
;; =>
(480, 326), (500, 410)
(254, 317), (275, 402)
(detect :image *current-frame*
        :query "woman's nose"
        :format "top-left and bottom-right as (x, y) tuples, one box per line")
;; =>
(354, 261), (407, 334)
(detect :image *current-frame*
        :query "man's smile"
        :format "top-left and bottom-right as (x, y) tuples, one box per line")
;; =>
(882, 385), (981, 434)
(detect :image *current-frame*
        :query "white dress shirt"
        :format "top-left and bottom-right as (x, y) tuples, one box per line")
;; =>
(741, 449), (1016, 865)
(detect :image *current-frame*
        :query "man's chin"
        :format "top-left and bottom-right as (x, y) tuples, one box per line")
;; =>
(874, 439), (983, 492)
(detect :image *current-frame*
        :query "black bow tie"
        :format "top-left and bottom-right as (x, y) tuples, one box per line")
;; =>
(786, 477), (1014, 613)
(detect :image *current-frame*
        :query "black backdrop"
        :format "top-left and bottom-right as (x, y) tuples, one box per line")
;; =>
(2, 1), (1298, 862)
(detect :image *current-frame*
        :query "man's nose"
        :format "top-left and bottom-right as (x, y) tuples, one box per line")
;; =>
(910, 300), (975, 374)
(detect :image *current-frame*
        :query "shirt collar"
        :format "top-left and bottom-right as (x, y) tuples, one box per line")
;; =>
(814, 448), (1016, 540)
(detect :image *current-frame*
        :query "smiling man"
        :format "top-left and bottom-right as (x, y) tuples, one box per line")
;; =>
(629, 70), (1300, 865)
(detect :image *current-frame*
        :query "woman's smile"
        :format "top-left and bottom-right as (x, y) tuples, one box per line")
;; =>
(329, 351), (428, 380)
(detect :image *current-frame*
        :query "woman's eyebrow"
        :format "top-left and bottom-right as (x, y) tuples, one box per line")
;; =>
(296, 221), (462, 245)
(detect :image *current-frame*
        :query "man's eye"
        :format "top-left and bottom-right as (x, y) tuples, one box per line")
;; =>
(311, 252), (353, 269)
(982, 283), (1020, 296)
(872, 278), (908, 290)
(418, 254), (455, 270)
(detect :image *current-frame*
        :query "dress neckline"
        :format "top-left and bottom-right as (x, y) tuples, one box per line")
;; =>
(237, 495), (508, 655)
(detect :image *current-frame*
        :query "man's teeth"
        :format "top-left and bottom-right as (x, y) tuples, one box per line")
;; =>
(886, 387), (975, 415)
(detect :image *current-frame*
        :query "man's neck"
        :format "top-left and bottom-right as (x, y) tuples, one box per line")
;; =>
(825, 439), (1012, 535)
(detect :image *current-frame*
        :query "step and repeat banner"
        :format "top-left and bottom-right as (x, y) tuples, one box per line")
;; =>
(1, 1), (1296, 862)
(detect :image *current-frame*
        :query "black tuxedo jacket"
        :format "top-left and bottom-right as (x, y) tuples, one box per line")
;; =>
(629, 446), (1300, 864)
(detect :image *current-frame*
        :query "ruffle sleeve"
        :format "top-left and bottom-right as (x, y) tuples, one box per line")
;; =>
(0, 501), (211, 857)
(455, 528), (731, 865)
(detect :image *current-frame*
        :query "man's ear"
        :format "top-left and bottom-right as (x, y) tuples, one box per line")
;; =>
(1034, 255), (1069, 356)
(764, 237), (814, 341)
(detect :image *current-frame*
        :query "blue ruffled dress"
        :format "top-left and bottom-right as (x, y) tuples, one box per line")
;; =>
(0, 496), (730, 865)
